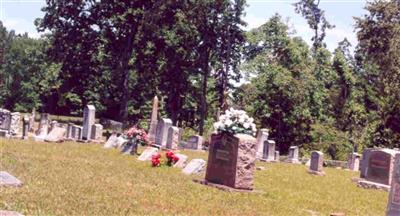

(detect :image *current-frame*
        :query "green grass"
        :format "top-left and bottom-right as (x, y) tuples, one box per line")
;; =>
(0, 138), (388, 215)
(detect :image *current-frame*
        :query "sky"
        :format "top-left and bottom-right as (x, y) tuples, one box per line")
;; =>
(0, 0), (368, 52)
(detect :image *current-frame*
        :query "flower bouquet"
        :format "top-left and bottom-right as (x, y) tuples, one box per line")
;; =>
(150, 150), (179, 167)
(213, 108), (256, 136)
(166, 150), (180, 166)
(151, 152), (161, 167)
(121, 126), (150, 155)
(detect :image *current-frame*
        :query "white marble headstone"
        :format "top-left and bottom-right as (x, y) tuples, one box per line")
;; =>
(82, 105), (95, 140)
(138, 147), (158, 161)
(182, 159), (206, 175)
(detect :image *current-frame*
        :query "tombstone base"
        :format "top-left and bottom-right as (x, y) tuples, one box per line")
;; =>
(193, 179), (255, 193)
(0, 210), (24, 216)
(307, 170), (326, 176)
(357, 180), (390, 192)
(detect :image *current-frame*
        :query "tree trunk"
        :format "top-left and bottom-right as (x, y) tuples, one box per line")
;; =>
(199, 51), (209, 136)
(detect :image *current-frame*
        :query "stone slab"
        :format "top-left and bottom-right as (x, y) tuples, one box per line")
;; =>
(103, 134), (118, 149)
(138, 147), (158, 161)
(357, 180), (390, 192)
(0, 171), (23, 187)
(182, 159), (206, 175)
(173, 153), (188, 168)
(45, 127), (66, 142)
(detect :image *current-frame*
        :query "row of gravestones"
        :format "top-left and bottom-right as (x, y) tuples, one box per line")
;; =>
(0, 105), (103, 143)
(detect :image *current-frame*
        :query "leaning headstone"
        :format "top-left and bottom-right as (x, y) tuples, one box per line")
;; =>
(45, 126), (66, 142)
(387, 154), (400, 215)
(103, 133), (118, 149)
(287, 146), (300, 163)
(204, 133), (257, 191)
(0, 171), (23, 187)
(0, 109), (11, 135)
(308, 151), (325, 176)
(9, 112), (21, 135)
(166, 126), (180, 150)
(185, 135), (204, 150)
(138, 147), (158, 161)
(155, 118), (172, 148)
(90, 123), (103, 141)
(148, 96), (159, 144)
(82, 105), (95, 140)
(348, 152), (360, 171)
(256, 129), (269, 158)
(262, 140), (276, 162)
(173, 153), (188, 168)
(22, 116), (29, 140)
(182, 159), (206, 175)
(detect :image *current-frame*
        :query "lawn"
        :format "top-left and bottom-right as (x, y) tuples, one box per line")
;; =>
(0, 138), (388, 215)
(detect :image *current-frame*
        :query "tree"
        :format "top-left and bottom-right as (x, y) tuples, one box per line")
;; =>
(355, 0), (400, 148)
(293, 0), (334, 53)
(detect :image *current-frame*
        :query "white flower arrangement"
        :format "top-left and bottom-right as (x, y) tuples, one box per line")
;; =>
(213, 108), (257, 136)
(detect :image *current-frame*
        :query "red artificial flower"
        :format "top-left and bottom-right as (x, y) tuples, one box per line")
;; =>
(152, 152), (161, 159)
(166, 150), (174, 159)
(151, 158), (161, 167)
(172, 155), (179, 162)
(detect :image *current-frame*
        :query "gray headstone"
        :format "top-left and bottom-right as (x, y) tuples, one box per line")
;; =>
(36, 113), (49, 137)
(256, 129), (269, 158)
(90, 123), (103, 141)
(309, 151), (324, 173)
(348, 152), (360, 171)
(287, 146), (300, 163)
(364, 149), (398, 186)
(22, 116), (29, 140)
(185, 135), (204, 150)
(71, 125), (83, 140)
(148, 96), (159, 143)
(182, 159), (206, 175)
(166, 126), (180, 150)
(0, 109), (11, 132)
(387, 154), (400, 215)
(0, 171), (22, 187)
(263, 140), (275, 161)
(155, 118), (172, 148)
(45, 127), (66, 142)
(138, 147), (158, 161)
(10, 112), (21, 135)
(82, 105), (95, 140)
(103, 134), (118, 149)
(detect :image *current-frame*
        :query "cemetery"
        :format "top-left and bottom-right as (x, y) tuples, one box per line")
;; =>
(1, 0), (400, 215)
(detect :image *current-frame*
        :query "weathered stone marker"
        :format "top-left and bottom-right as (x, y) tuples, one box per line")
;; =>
(45, 127), (66, 142)
(155, 118), (172, 148)
(308, 151), (325, 176)
(148, 96), (159, 144)
(91, 123), (103, 141)
(348, 152), (360, 171)
(183, 159), (206, 175)
(275, 151), (280, 162)
(263, 140), (276, 162)
(287, 146), (300, 163)
(22, 115), (29, 140)
(29, 110), (36, 132)
(36, 113), (49, 136)
(10, 112), (20, 135)
(138, 147), (159, 161)
(387, 154), (400, 215)
(82, 105), (95, 140)
(103, 133), (118, 149)
(71, 125), (83, 140)
(185, 135), (204, 150)
(173, 153), (188, 168)
(166, 126), (180, 150)
(256, 128), (269, 158)
(0, 108), (11, 136)
(0, 171), (23, 187)
(205, 133), (257, 190)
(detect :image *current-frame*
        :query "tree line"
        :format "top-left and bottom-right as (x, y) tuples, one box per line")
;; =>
(0, 0), (399, 159)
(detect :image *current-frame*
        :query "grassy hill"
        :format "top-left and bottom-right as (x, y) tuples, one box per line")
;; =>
(0, 138), (387, 215)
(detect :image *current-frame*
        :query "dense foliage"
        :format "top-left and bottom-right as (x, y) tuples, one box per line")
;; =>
(0, 0), (399, 159)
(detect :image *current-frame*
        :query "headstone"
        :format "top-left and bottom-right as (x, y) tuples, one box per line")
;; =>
(263, 140), (276, 161)
(29, 110), (36, 132)
(166, 126), (180, 150)
(116, 135), (128, 148)
(66, 123), (73, 139)
(138, 147), (158, 161)
(45, 126), (66, 142)
(82, 105), (95, 140)
(71, 125), (83, 140)
(90, 123), (103, 141)
(0, 108), (11, 133)
(287, 146), (300, 163)
(36, 113), (49, 136)
(275, 151), (280, 162)
(148, 96), (159, 143)
(173, 153), (188, 168)
(155, 118), (172, 148)
(256, 129), (269, 158)
(9, 112), (21, 135)
(103, 133), (118, 149)
(49, 121), (58, 132)
(387, 154), (400, 215)
(0, 171), (23, 187)
(308, 151), (325, 176)
(182, 159), (206, 175)
(205, 133), (257, 190)
(348, 152), (360, 171)
(22, 115), (29, 140)
(185, 135), (204, 150)
(364, 149), (398, 186)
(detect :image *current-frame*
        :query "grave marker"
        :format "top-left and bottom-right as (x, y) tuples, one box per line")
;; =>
(166, 126), (180, 150)
(22, 116), (29, 140)
(0, 109), (11, 134)
(155, 118), (172, 148)
(256, 129), (269, 158)
(148, 96), (158, 143)
(173, 153), (188, 168)
(183, 159), (206, 175)
(91, 123), (103, 141)
(82, 105), (95, 140)
(0, 171), (22, 187)
(262, 140), (276, 162)
(138, 147), (158, 161)
(387, 154), (400, 215)
(185, 135), (204, 150)
(348, 152), (360, 171)
(308, 151), (325, 176)
(45, 127), (66, 142)
(103, 133), (118, 149)
(10, 112), (20, 135)
(287, 146), (300, 163)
